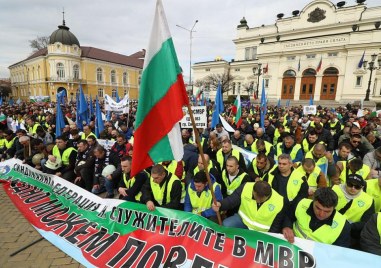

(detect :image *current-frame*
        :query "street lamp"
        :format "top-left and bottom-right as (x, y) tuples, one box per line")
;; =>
(252, 63), (262, 100)
(363, 53), (381, 101)
(176, 20), (198, 96)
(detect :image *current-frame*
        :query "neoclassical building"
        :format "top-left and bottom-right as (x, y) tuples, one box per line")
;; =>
(9, 18), (144, 101)
(193, 0), (381, 103)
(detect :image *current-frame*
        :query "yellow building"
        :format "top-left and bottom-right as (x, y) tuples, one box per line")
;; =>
(9, 19), (144, 101)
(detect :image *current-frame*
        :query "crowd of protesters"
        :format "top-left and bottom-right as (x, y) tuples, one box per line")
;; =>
(0, 99), (380, 256)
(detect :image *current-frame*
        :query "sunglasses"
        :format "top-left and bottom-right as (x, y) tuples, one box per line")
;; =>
(351, 140), (361, 144)
(347, 182), (362, 190)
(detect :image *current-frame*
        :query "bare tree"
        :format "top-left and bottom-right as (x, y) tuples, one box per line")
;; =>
(242, 82), (254, 96)
(29, 36), (50, 52)
(195, 72), (235, 95)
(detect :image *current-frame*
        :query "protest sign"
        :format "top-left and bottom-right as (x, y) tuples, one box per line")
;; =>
(104, 94), (129, 114)
(180, 106), (207, 128)
(303, 105), (317, 115)
(0, 159), (379, 267)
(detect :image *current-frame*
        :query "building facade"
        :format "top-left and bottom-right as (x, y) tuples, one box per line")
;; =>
(193, 0), (381, 103)
(9, 19), (144, 101)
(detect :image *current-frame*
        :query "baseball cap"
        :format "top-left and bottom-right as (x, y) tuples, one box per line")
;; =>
(346, 174), (364, 187)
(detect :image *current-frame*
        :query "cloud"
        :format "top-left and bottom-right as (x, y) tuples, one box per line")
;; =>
(0, 0), (379, 79)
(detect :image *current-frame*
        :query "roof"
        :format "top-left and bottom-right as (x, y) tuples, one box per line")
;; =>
(9, 47), (144, 69)
(49, 24), (80, 47)
(129, 49), (146, 59)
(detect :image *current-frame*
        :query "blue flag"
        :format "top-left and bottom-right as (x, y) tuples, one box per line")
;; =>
(277, 99), (281, 107)
(95, 96), (104, 138)
(358, 51), (365, 68)
(260, 80), (267, 128)
(57, 90), (66, 106)
(286, 99), (290, 107)
(55, 104), (65, 138)
(89, 95), (94, 122)
(9, 99), (14, 106)
(211, 82), (224, 129)
(309, 95), (314, 105)
(78, 84), (88, 125)
(76, 94), (83, 130)
(16, 98), (21, 105)
(0, 96), (3, 106)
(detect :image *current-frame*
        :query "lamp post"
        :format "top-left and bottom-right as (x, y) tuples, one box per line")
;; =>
(176, 20), (198, 96)
(252, 63), (262, 100)
(363, 53), (381, 101)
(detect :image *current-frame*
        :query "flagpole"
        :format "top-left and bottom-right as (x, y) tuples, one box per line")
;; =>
(186, 103), (222, 226)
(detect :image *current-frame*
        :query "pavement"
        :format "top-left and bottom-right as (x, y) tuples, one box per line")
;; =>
(0, 188), (85, 268)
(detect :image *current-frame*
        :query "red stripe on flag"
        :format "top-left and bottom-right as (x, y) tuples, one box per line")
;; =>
(131, 74), (189, 176)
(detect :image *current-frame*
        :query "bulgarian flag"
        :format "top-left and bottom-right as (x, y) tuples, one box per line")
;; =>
(233, 94), (242, 128)
(131, 0), (189, 177)
(316, 56), (323, 72)
(196, 87), (203, 101)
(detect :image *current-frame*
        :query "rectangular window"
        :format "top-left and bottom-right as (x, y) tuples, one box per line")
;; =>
(306, 54), (316, 59)
(265, 79), (269, 88)
(98, 88), (104, 97)
(356, 76), (362, 86)
(238, 82), (241, 93)
(205, 68), (210, 72)
(235, 68), (240, 72)
(251, 47), (257, 60)
(245, 48), (250, 60)
(287, 56), (296, 61)
(328, 52), (338, 57)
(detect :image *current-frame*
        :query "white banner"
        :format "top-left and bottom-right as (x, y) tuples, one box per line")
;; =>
(303, 105), (317, 115)
(180, 106), (207, 128)
(104, 94), (129, 114)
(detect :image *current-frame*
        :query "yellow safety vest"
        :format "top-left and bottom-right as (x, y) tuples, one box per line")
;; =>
(273, 126), (290, 145)
(377, 213), (381, 243)
(332, 185), (374, 223)
(365, 179), (381, 212)
(123, 173), (142, 201)
(4, 137), (16, 149)
(338, 161), (370, 184)
(151, 173), (181, 205)
(216, 148), (240, 171)
(222, 171), (247, 195)
(293, 199), (347, 244)
(29, 123), (41, 135)
(188, 183), (218, 214)
(0, 138), (6, 148)
(193, 161), (214, 175)
(238, 182), (284, 231)
(81, 132), (97, 140)
(267, 167), (303, 202)
(275, 143), (302, 162)
(292, 165), (321, 191)
(52, 145), (77, 166)
(252, 140), (273, 155)
(305, 151), (328, 167)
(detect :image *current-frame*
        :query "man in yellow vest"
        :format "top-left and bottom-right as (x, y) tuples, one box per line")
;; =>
(220, 156), (250, 198)
(117, 156), (148, 202)
(360, 212), (381, 256)
(48, 135), (77, 182)
(212, 180), (286, 233)
(275, 134), (303, 163)
(282, 187), (351, 247)
(335, 158), (371, 185)
(332, 174), (375, 243)
(301, 130), (321, 153)
(184, 170), (223, 223)
(216, 139), (246, 172)
(192, 154), (221, 185)
(81, 125), (97, 140)
(26, 117), (41, 136)
(248, 152), (274, 181)
(141, 164), (183, 211)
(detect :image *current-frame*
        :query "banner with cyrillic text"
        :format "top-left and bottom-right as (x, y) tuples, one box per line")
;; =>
(104, 94), (129, 114)
(0, 159), (379, 267)
(180, 106), (207, 128)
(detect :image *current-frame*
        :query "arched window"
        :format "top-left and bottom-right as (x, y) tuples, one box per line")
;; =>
(98, 88), (104, 97)
(112, 88), (117, 98)
(232, 82), (236, 94)
(57, 63), (65, 79)
(323, 67), (339, 75)
(97, 68), (103, 82)
(283, 70), (296, 77)
(123, 72), (128, 85)
(111, 70), (116, 84)
(73, 65), (80, 80)
(302, 68), (317, 76)
(124, 89), (127, 96)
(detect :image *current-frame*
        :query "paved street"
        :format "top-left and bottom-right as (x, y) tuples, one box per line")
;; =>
(0, 188), (85, 268)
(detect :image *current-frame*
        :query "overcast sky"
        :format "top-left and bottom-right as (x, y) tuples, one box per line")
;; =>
(0, 0), (379, 79)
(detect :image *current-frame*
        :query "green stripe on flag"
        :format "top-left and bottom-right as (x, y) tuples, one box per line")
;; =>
(149, 134), (175, 162)
(136, 38), (182, 128)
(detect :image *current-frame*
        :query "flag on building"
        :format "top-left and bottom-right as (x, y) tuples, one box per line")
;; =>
(211, 82), (224, 128)
(316, 56), (323, 72)
(358, 51), (365, 68)
(131, 0), (189, 177)
(263, 63), (268, 74)
(95, 95), (104, 138)
(260, 80), (267, 128)
(233, 94), (242, 128)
